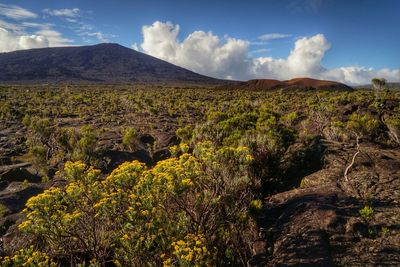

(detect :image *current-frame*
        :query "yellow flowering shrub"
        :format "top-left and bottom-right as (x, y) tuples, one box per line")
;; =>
(18, 161), (113, 265)
(114, 153), (201, 266)
(13, 146), (258, 266)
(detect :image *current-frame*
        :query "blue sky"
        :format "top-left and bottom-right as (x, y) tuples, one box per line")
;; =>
(0, 0), (399, 83)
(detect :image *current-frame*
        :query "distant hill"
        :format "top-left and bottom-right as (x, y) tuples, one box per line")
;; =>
(355, 83), (400, 91)
(0, 43), (223, 84)
(218, 78), (353, 91)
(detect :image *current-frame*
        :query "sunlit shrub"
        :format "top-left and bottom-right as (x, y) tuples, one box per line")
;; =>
(359, 205), (374, 222)
(346, 113), (379, 139)
(122, 127), (137, 151)
(66, 125), (99, 164)
(28, 145), (47, 173)
(385, 115), (400, 144)
(176, 125), (193, 144)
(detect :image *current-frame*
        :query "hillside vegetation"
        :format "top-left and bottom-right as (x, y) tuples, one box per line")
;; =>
(0, 85), (399, 266)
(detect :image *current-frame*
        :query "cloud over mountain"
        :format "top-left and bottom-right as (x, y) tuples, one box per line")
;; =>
(0, 27), (49, 52)
(0, 26), (72, 52)
(141, 21), (252, 80)
(138, 21), (400, 84)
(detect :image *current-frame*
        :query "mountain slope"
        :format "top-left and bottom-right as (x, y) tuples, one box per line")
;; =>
(0, 43), (222, 84)
(218, 78), (353, 91)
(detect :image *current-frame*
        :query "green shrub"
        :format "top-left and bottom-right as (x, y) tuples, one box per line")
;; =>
(359, 205), (374, 222)
(249, 199), (263, 216)
(385, 115), (400, 144)
(347, 113), (379, 138)
(28, 116), (52, 142)
(22, 114), (31, 127)
(281, 111), (299, 127)
(71, 125), (98, 163)
(29, 145), (47, 173)
(176, 125), (193, 144)
(22, 179), (29, 189)
(299, 178), (306, 188)
(122, 127), (137, 151)
(381, 226), (390, 237)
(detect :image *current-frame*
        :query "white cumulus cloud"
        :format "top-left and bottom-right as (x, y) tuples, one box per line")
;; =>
(141, 21), (252, 80)
(0, 4), (74, 52)
(0, 27), (48, 52)
(18, 35), (49, 49)
(136, 21), (400, 84)
(0, 26), (72, 52)
(252, 34), (330, 80)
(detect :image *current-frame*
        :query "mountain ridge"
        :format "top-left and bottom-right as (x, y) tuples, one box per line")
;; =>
(0, 43), (223, 84)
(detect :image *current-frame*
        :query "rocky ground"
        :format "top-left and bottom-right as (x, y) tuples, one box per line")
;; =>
(251, 140), (400, 266)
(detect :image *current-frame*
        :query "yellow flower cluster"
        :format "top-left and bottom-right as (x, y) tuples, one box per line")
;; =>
(105, 160), (146, 188)
(63, 161), (101, 185)
(164, 233), (216, 267)
(19, 187), (65, 231)
(179, 143), (190, 153)
(25, 187), (63, 210)
(169, 145), (178, 157)
(195, 141), (254, 166)
(1, 246), (57, 267)
(144, 153), (200, 194)
(63, 161), (88, 179)
(17, 219), (32, 231)
(62, 210), (82, 223)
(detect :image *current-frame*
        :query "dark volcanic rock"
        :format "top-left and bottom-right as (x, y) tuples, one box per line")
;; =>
(102, 149), (153, 171)
(251, 141), (400, 266)
(140, 134), (155, 146)
(0, 183), (44, 213)
(156, 133), (179, 148)
(0, 163), (41, 190)
(153, 149), (171, 163)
